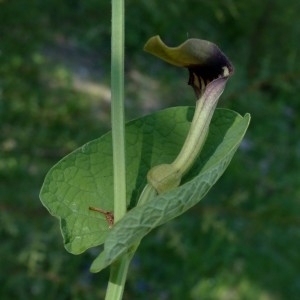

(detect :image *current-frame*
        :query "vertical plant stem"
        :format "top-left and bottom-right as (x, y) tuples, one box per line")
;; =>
(111, 0), (126, 223)
(105, 256), (131, 300)
(105, 0), (129, 299)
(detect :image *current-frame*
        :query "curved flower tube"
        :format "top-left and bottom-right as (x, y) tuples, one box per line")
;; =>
(144, 36), (234, 193)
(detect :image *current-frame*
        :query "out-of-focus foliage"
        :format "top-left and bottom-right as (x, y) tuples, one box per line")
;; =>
(1, 0), (300, 299)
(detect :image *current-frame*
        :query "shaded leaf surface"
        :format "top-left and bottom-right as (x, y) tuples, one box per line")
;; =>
(40, 107), (250, 258)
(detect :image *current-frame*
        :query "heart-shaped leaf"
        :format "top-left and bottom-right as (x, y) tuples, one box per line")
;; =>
(40, 107), (250, 258)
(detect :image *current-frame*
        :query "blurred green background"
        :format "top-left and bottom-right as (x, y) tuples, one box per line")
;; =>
(1, 0), (300, 299)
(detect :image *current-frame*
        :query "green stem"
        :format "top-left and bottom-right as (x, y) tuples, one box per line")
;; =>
(105, 184), (157, 295)
(105, 0), (128, 299)
(111, 0), (126, 223)
(105, 255), (132, 300)
(137, 184), (157, 206)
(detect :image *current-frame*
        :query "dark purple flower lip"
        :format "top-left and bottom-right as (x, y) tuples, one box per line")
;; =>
(144, 36), (233, 98)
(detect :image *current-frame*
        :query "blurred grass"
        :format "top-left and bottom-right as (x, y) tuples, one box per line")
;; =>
(1, 0), (300, 299)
